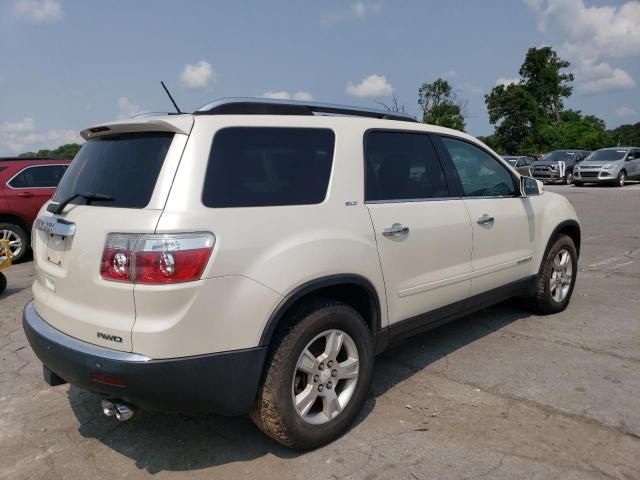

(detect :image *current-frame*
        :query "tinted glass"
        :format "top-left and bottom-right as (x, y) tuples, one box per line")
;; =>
(9, 165), (67, 188)
(203, 127), (335, 208)
(365, 131), (449, 201)
(54, 132), (173, 208)
(442, 137), (517, 197)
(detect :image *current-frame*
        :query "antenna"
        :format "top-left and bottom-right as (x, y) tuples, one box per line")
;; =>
(160, 81), (182, 114)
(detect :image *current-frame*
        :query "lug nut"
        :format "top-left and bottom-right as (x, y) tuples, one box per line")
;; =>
(318, 384), (324, 392)
(319, 362), (325, 370)
(313, 375), (319, 382)
(332, 369), (337, 377)
(327, 382), (333, 389)
(327, 360), (333, 368)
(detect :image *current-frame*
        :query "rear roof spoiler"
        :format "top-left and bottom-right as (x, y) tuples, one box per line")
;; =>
(81, 116), (194, 140)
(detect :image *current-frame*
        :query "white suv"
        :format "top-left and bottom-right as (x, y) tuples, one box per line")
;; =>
(23, 98), (580, 449)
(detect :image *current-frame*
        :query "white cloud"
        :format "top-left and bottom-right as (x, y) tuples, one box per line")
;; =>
(442, 70), (459, 79)
(321, 1), (382, 26)
(180, 60), (214, 90)
(496, 77), (520, 87)
(346, 74), (393, 98)
(0, 118), (82, 154)
(117, 97), (146, 119)
(262, 91), (313, 101)
(526, 0), (640, 94)
(615, 106), (637, 118)
(574, 60), (635, 94)
(14, 0), (62, 23)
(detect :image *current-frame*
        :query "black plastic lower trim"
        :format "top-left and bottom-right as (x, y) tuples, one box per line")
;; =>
(377, 275), (537, 351)
(23, 302), (267, 415)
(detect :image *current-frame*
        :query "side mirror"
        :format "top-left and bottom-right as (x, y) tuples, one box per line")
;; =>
(521, 176), (543, 196)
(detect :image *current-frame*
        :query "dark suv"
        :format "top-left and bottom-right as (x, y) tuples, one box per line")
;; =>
(532, 150), (590, 185)
(0, 158), (70, 261)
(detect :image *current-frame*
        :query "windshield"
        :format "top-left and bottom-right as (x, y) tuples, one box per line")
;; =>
(54, 132), (174, 208)
(503, 157), (519, 166)
(544, 151), (576, 162)
(587, 149), (627, 162)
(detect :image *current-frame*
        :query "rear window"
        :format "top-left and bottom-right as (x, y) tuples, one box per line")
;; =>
(54, 132), (173, 208)
(202, 127), (335, 208)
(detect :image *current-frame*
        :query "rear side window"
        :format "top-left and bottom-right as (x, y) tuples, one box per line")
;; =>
(364, 131), (449, 201)
(9, 165), (67, 188)
(202, 127), (335, 208)
(54, 132), (173, 208)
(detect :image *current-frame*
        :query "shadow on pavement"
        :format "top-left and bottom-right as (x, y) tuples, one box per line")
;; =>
(69, 299), (530, 473)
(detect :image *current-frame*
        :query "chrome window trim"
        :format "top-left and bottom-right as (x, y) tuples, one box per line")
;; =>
(365, 196), (462, 204)
(5, 163), (69, 190)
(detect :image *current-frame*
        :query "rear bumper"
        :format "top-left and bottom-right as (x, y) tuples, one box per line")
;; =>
(23, 301), (267, 415)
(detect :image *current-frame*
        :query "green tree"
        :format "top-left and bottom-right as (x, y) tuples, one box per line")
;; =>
(485, 83), (539, 153)
(485, 47), (578, 153)
(519, 47), (574, 126)
(607, 122), (640, 147)
(20, 143), (82, 159)
(418, 78), (466, 131)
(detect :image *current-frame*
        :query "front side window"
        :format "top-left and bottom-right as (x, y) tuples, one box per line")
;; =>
(441, 137), (517, 197)
(9, 165), (67, 188)
(364, 131), (449, 201)
(203, 127), (335, 208)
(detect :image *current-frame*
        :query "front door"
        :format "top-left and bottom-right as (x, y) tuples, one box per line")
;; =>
(437, 136), (536, 296)
(364, 130), (473, 325)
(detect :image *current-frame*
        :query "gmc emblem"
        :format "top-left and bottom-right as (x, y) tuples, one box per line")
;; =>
(97, 332), (123, 343)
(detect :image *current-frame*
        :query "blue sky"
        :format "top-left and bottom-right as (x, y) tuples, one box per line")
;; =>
(1, 0), (638, 155)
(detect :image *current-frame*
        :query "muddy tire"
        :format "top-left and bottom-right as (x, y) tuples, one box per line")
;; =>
(250, 299), (374, 449)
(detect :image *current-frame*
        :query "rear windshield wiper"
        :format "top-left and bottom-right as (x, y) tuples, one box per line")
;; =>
(47, 192), (115, 215)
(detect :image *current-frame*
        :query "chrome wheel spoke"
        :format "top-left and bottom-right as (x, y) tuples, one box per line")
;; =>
(297, 348), (317, 374)
(324, 330), (344, 359)
(322, 388), (342, 419)
(295, 385), (318, 417)
(338, 357), (359, 379)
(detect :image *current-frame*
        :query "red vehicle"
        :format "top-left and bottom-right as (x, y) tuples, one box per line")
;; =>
(0, 158), (70, 262)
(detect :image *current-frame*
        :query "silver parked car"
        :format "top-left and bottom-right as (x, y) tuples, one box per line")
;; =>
(574, 147), (640, 187)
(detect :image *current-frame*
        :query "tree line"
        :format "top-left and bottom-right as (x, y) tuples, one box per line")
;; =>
(411, 47), (639, 154)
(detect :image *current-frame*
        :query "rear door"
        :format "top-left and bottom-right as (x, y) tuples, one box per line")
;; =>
(5, 164), (67, 226)
(436, 135), (536, 297)
(365, 130), (473, 326)
(32, 131), (188, 352)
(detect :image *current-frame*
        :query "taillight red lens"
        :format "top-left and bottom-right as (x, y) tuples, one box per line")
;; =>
(134, 248), (213, 284)
(100, 233), (214, 284)
(100, 234), (139, 282)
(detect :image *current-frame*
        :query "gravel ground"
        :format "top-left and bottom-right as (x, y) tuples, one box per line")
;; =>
(1, 183), (639, 480)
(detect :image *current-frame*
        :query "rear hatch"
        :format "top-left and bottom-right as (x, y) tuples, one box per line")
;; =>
(32, 118), (192, 352)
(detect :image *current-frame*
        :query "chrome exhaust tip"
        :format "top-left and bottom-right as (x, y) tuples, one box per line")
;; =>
(101, 399), (116, 417)
(114, 402), (135, 422)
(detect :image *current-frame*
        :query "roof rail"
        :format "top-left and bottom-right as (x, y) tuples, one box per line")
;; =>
(194, 97), (417, 122)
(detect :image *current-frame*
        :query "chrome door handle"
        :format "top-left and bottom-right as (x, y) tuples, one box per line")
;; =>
(477, 214), (494, 225)
(382, 223), (410, 237)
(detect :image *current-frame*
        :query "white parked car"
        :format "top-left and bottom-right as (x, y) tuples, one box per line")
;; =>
(23, 98), (580, 448)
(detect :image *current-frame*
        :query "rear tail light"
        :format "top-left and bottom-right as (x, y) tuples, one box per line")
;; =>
(100, 232), (214, 284)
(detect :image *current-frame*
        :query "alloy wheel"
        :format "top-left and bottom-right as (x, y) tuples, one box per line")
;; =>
(292, 329), (359, 425)
(550, 248), (573, 303)
(0, 229), (22, 259)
